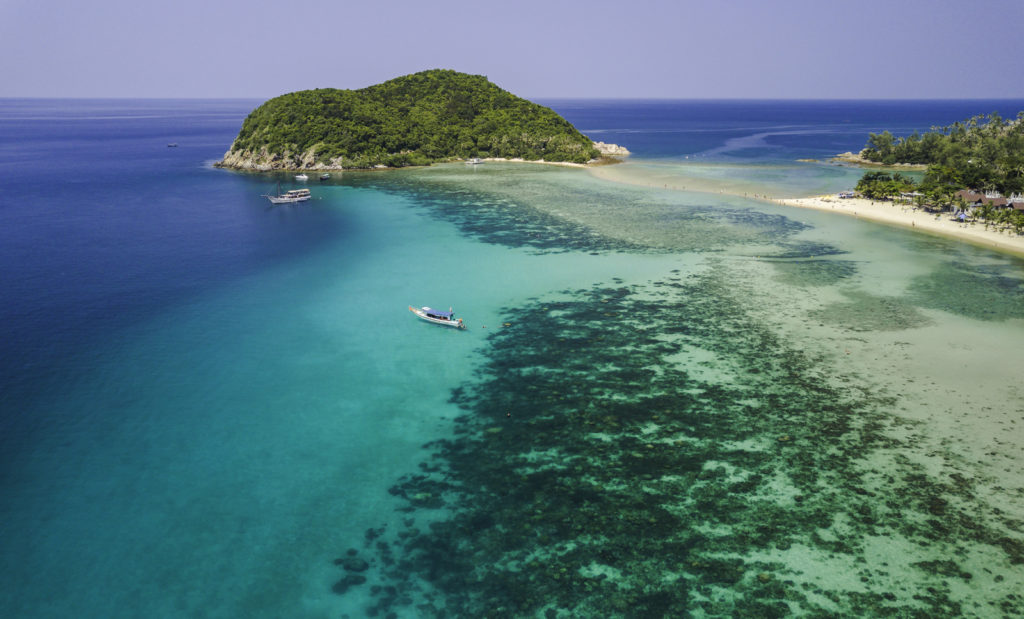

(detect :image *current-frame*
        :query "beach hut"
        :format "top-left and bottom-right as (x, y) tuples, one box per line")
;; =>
(955, 189), (985, 207)
(984, 195), (1009, 209)
(898, 191), (923, 205)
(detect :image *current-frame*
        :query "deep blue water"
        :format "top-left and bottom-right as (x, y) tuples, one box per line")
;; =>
(0, 99), (340, 405)
(3, 98), (1024, 617)
(547, 98), (1024, 161)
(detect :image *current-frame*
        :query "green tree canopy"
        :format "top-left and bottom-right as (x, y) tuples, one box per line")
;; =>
(859, 112), (1024, 195)
(221, 70), (601, 168)
(855, 171), (918, 200)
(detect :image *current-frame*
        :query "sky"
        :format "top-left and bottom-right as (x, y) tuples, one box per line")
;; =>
(2, 0), (1023, 99)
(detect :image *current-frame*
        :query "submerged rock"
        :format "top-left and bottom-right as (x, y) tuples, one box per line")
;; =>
(335, 556), (370, 572)
(331, 574), (367, 595)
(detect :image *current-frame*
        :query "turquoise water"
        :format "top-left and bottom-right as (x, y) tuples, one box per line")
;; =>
(3, 100), (1024, 617)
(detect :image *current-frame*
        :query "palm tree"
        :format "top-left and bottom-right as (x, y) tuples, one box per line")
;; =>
(938, 189), (955, 213)
(994, 207), (1012, 233)
(1011, 210), (1024, 235)
(979, 202), (995, 229)
(914, 194), (927, 211)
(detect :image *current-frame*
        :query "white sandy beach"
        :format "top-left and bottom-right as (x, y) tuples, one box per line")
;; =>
(779, 195), (1024, 258)
(479, 157), (587, 168)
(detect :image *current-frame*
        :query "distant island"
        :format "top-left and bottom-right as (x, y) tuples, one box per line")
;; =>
(216, 70), (627, 171)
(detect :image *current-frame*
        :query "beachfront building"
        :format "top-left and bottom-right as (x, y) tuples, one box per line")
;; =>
(1009, 194), (1024, 212)
(897, 191), (924, 205)
(955, 189), (1012, 209)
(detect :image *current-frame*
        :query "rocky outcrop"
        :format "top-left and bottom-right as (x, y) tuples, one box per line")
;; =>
(214, 146), (347, 171)
(831, 150), (926, 169)
(592, 141), (630, 157)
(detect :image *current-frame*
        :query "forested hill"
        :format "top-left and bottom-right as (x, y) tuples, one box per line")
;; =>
(217, 70), (601, 170)
(859, 112), (1024, 195)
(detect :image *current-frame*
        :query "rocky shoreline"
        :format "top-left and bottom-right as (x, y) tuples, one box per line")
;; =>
(591, 141), (630, 157)
(831, 150), (927, 170)
(214, 146), (342, 172)
(214, 141), (629, 171)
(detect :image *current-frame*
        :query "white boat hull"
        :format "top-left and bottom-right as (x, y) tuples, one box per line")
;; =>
(264, 187), (311, 204)
(266, 195), (311, 204)
(409, 306), (466, 329)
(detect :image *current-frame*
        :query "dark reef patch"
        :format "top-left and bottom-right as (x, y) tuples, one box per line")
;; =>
(771, 258), (859, 287)
(908, 259), (1024, 321)
(339, 168), (824, 255)
(341, 264), (1023, 617)
(809, 290), (932, 332)
(343, 171), (646, 254)
(755, 240), (850, 260)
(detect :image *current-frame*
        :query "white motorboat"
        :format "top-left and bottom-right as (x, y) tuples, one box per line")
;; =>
(295, 173), (309, 181)
(409, 306), (466, 329)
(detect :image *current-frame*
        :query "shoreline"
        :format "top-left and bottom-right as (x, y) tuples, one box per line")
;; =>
(215, 141), (629, 172)
(214, 155), (625, 173)
(477, 155), (626, 168)
(778, 195), (1024, 258)
(587, 162), (1024, 260)
(831, 151), (928, 170)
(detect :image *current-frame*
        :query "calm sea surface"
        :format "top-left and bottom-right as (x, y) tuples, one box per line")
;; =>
(2, 98), (1024, 617)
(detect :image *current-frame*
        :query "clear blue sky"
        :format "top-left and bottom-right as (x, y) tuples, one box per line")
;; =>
(3, 0), (1022, 99)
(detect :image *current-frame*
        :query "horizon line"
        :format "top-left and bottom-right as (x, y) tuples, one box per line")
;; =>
(3, 95), (1024, 103)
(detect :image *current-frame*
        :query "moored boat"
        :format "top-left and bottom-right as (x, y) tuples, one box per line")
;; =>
(465, 158), (483, 165)
(263, 184), (311, 204)
(319, 173), (330, 181)
(295, 173), (309, 181)
(409, 306), (466, 329)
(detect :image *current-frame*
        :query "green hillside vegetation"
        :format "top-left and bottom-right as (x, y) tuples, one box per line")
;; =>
(858, 112), (1024, 197)
(222, 70), (600, 168)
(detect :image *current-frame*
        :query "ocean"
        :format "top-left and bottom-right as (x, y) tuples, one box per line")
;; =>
(2, 98), (1024, 617)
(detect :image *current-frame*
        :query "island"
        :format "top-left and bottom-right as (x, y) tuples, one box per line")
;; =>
(216, 69), (627, 171)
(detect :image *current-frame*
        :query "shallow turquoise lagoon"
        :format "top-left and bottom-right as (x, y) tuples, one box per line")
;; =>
(3, 100), (1024, 617)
